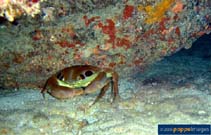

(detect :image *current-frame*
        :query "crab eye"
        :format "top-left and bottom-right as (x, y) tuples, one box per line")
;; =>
(85, 70), (93, 77)
(56, 72), (64, 81)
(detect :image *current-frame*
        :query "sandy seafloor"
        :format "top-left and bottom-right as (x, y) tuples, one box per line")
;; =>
(1, 47), (211, 135)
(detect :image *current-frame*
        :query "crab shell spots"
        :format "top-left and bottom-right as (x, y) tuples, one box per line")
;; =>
(85, 70), (93, 77)
(56, 71), (64, 81)
(79, 70), (94, 80)
(80, 74), (85, 80)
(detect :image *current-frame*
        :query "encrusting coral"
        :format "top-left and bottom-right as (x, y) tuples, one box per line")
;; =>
(0, 0), (45, 21)
(142, 0), (176, 24)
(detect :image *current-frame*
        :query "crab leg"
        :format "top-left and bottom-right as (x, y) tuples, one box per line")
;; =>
(91, 83), (110, 105)
(48, 86), (84, 99)
(41, 76), (84, 99)
(111, 71), (119, 102)
(84, 71), (119, 104)
(84, 71), (110, 94)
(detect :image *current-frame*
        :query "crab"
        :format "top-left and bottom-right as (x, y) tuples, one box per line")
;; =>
(41, 65), (119, 105)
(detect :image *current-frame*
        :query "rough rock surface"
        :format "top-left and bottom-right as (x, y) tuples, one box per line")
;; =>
(0, 0), (211, 89)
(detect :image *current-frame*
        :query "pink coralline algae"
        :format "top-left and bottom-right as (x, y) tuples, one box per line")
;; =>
(123, 5), (134, 20)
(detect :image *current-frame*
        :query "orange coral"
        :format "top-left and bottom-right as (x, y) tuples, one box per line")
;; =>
(144, 0), (175, 24)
